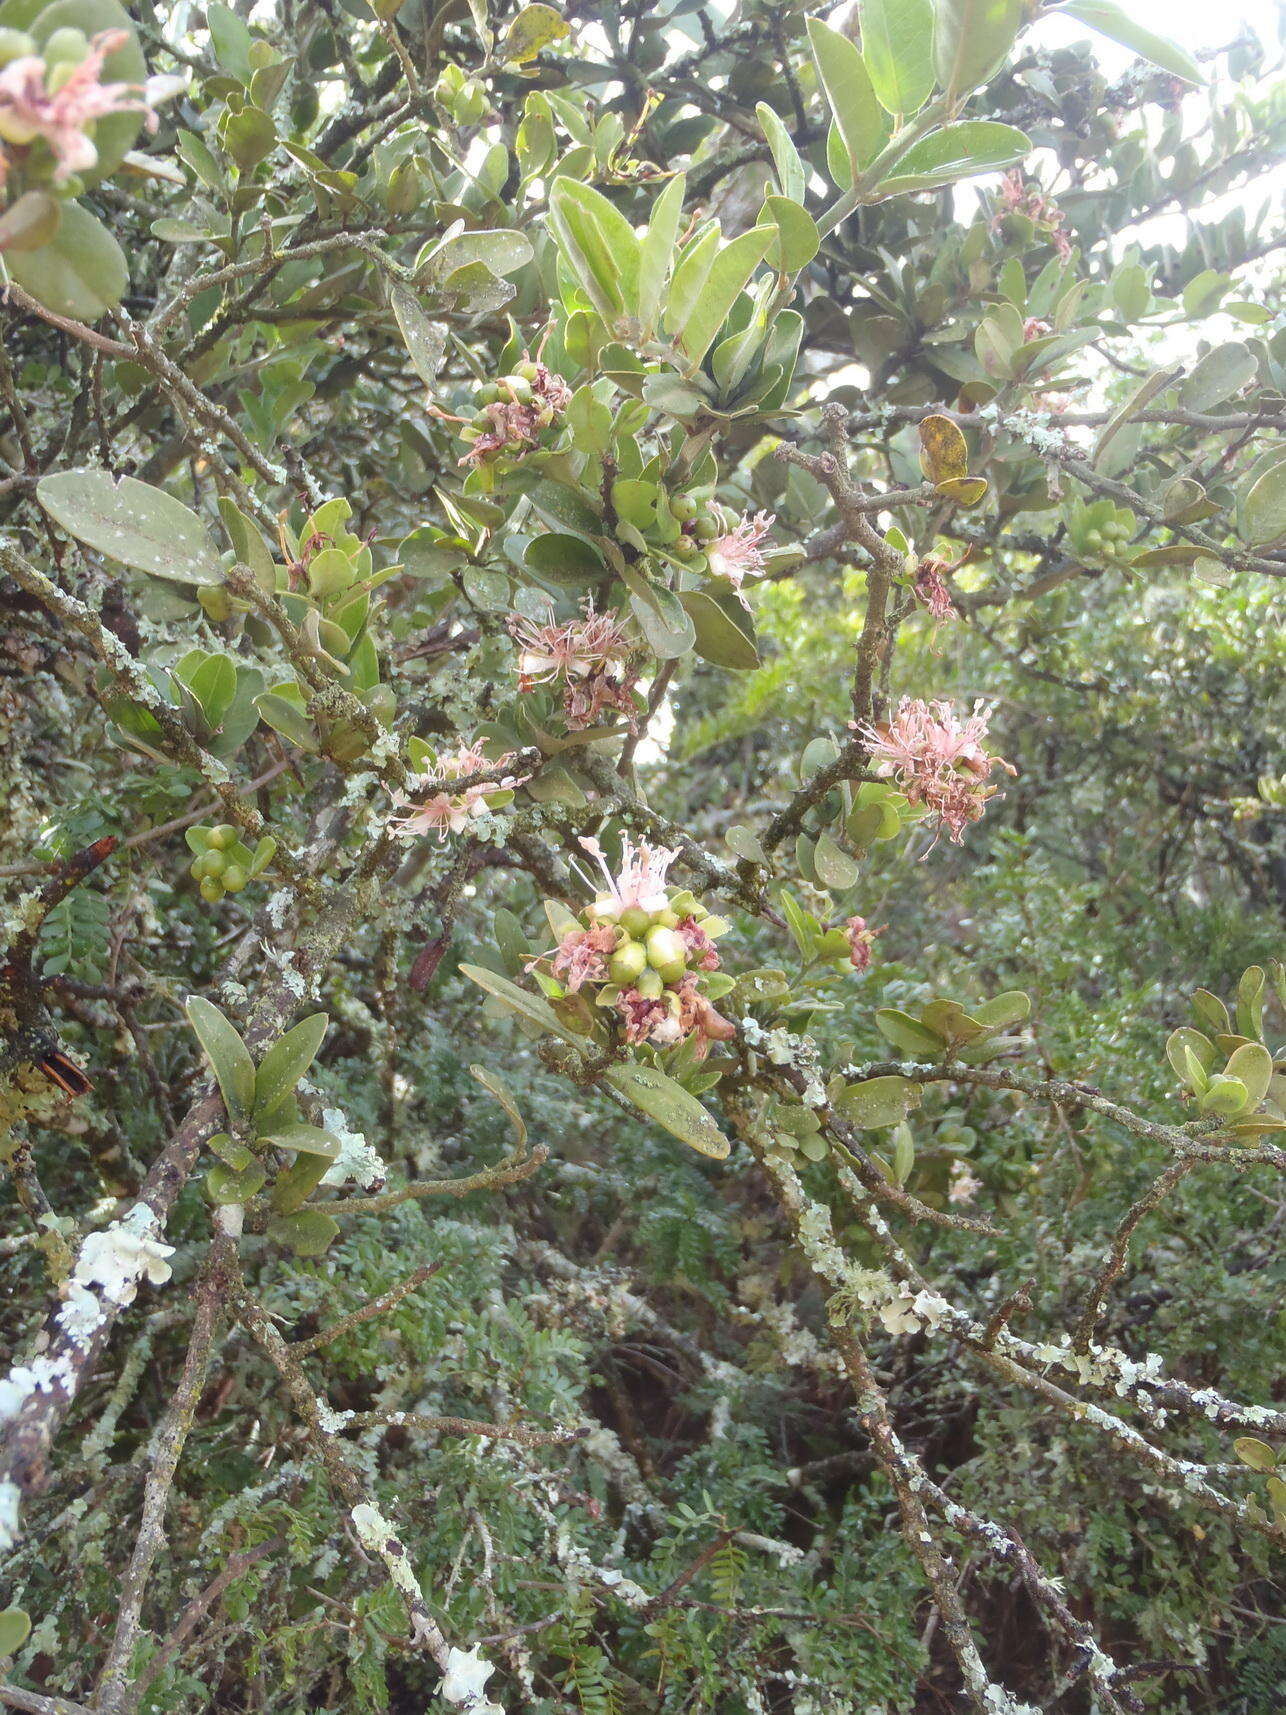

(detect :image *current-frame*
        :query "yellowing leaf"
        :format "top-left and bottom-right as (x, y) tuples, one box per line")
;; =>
(918, 413), (969, 482)
(935, 476), (989, 507)
(502, 4), (570, 64)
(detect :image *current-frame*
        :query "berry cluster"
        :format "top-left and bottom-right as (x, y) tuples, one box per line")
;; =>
(455, 357), (571, 466)
(537, 837), (737, 1057)
(185, 823), (274, 904)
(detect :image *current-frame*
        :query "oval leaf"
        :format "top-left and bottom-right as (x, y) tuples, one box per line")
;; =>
(185, 995), (255, 1124)
(38, 469), (222, 586)
(603, 1061), (730, 1159)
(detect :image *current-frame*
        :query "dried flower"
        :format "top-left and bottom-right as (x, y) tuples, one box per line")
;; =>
(551, 923), (617, 993)
(675, 975), (736, 1058)
(992, 169), (1071, 261)
(0, 32), (176, 188)
(507, 600), (638, 730)
(388, 740), (527, 840)
(858, 697), (1015, 845)
(705, 510), (774, 592)
(617, 987), (681, 1047)
(676, 916), (720, 972)
(913, 558), (957, 623)
(458, 358), (571, 465)
(843, 915), (882, 972)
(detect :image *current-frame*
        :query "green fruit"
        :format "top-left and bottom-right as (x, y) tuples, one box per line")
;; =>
(635, 970), (664, 1001)
(199, 878), (224, 903)
(207, 824), (238, 850)
(0, 29), (37, 66)
(477, 381), (501, 406)
(670, 535), (698, 559)
(619, 905), (653, 939)
(654, 908), (679, 929)
(670, 494), (697, 522)
(42, 27), (91, 68)
(221, 864), (247, 893)
(196, 850), (227, 879)
(693, 516), (719, 542)
(609, 940), (648, 985)
(504, 376), (534, 405)
(645, 926), (687, 974)
(515, 360), (540, 382)
(1084, 529), (1103, 549)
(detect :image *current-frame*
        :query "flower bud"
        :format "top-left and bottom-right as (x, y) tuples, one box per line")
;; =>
(609, 940), (648, 986)
(195, 850), (227, 879)
(221, 863), (248, 893)
(43, 27), (91, 68)
(199, 877), (224, 903)
(207, 824), (238, 851)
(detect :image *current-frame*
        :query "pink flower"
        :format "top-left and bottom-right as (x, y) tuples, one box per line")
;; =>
(858, 698), (1015, 845)
(551, 923), (618, 993)
(575, 834), (679, 920)
(508, 600), (638, 731)
(388, 740), (527, 841)
(843, 915), (881, 972)
(991, 170), (1071, 261)
(0, 32), (172, 186)
(913, 559), (956, 623)
(705, 511), (774, 592)
(676, 916), (720, 972)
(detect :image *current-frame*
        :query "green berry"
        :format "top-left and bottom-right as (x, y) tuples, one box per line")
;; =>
(196, 850), (227, 879)
(221, 863), (248, 893)
(504, 376), (534, 405)
(646, 926), (687, 977)
(670, 495), (697, 523)
(693, 516), (719, 542)
(609, 940), (649, 986)
(635, 969), (664, 1001)
(515, 359), (540, 383)
(199, 878), (224, 904)
(1084, 529), (1103, 549)
(207, 824), (238, 851)
(619, 905), (653, 939)
(477, 381), (501, 406)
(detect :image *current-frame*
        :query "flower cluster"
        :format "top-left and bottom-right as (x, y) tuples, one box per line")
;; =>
(507, 600), (639, 731)
(0, 29), (175, 192)
(704, 510), (775, 593)
(858, 698), (1015, 845)
(537, 836), (736, 1057)
(913, 557), (958, 623)
(454, 356), (571, 466)
(991, 169), (1072, 261)
(388, 740), (528, 841)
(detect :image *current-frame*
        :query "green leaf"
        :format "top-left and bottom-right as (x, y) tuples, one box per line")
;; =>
(460, 963), (579, 1041)
(206, 1158), (268, 1204)
(1166, 1026), (1215, 1085)
(1179, 343), (1256, 413)
(761, 195), (820, 273)
(628, 581), (696, 660)
(38, 469), (222, 586)
(266, 1208), (339, 1257)
(259, 1123), (340, 1159)
(679, 590), (760, 670)
(217, 496), (277, 592)
(813, 831), (860, 891)
(6, 202), (128, 321)
(223, 104), (276, 172)
(836, 1075), (921, 1128)
(861, 0), (935, 114)
(807, 17), (886, 176)
(1223, 1043), (1273, 1110)
(875, 1008), (947, 1057)
(637, 172), (686, 335)
(932, 0), (1025, 99)
(252, 1013), (329, 1119)
(548, 178), (639, 319)
(670, 226), (776, 365)
(970, 991), (1031, 1030)
(256, 691), (319, 752)
(390, 283), (447, 387)
(876, 122), (1030, 195)
(1057, 0), (1204, 84)
(603, 1061), (730, 1159)
(0, 1606), (32, 1656)
(756, 101), (807, 201)
(1242, 456), (1286, 545)
(0, 190), (61, 253)
(470, 1063), (529, 1148)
